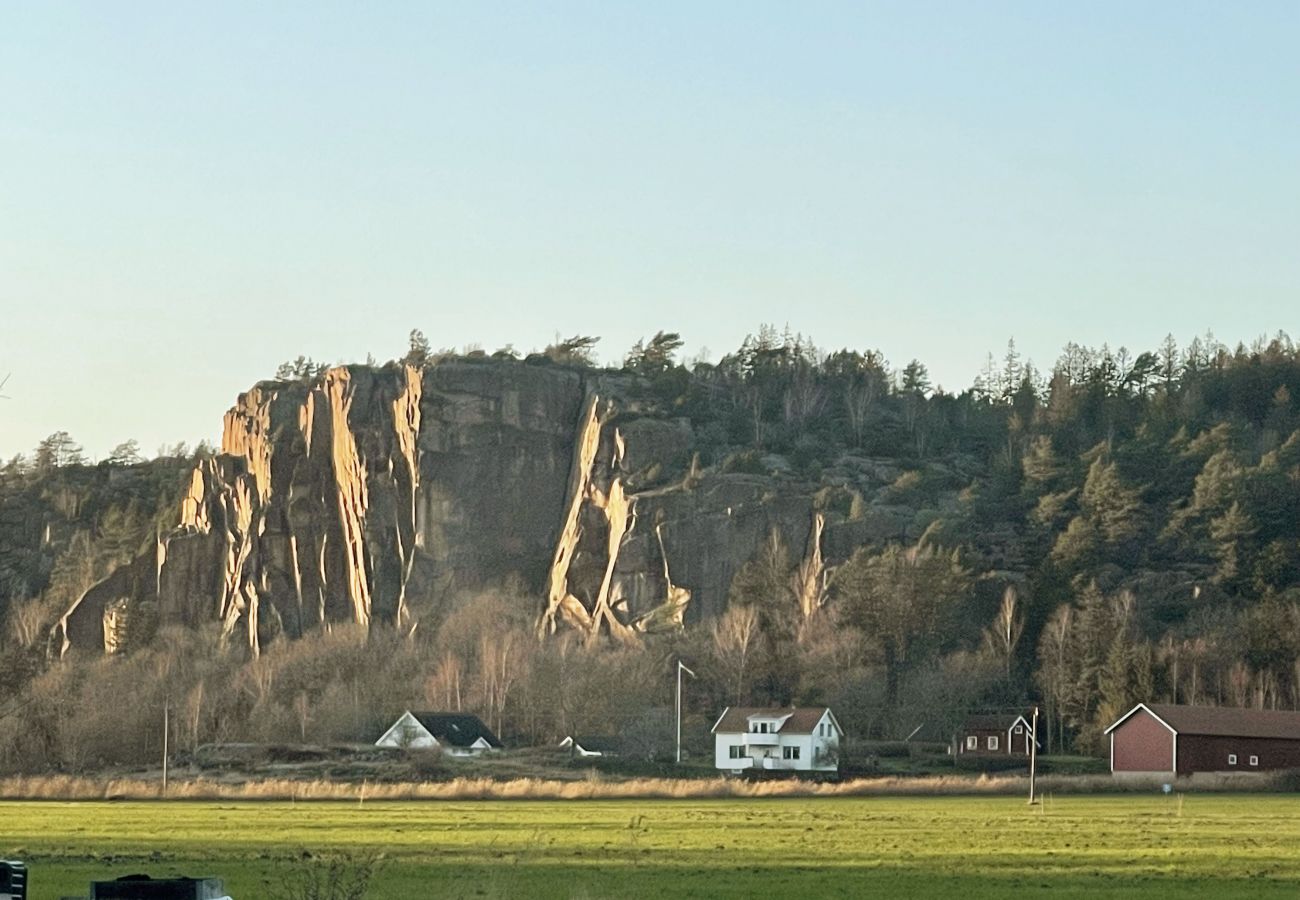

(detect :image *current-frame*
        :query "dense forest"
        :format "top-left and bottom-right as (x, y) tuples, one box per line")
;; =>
(3, 327), (1300, 773)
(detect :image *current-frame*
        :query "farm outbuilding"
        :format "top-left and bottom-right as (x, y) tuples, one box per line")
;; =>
(955, 714), (1036, 757)
(1105, 703), (1300, 778)
(558, 736), (621, 757)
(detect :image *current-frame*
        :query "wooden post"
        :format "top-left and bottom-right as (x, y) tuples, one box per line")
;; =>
(162, 699), (170, 798)
(1027, 705), (1039, 806)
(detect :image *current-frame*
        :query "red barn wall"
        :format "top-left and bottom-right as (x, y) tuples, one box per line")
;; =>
(958, 728), (1026, 756)
(1177, 735), (1300, 775)
(1111, 709), (1174, 773)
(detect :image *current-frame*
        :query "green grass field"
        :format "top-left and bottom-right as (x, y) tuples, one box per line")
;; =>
(5, 794), (1300, 898)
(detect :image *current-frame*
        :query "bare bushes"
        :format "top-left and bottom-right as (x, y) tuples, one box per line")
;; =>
(267, 852), (381, 900)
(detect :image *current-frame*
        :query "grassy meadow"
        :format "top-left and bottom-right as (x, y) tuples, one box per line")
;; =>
(5, 794), (1300, 898)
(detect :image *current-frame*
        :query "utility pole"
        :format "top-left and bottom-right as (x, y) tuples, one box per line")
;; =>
(1027, 705), (1039, 806)
(162, 700), (170, 798)
(675, 661), (696, 764)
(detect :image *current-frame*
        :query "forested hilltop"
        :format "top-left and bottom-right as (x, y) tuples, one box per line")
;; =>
(2, 327), (1300, 773)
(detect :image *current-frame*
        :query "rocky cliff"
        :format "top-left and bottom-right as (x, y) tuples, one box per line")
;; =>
(54, 358), (939, 656)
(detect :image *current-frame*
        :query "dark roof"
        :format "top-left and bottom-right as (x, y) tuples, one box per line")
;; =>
(1133, 704), (1300, 740)
(711, 707), (836, 735)
(409, 712), (503, 748)
(962, 714), (1030, 732)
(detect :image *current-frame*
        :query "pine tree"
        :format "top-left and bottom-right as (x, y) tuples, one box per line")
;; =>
(1081, 457), (1144, 547)
(1209, 501), (1256, 586)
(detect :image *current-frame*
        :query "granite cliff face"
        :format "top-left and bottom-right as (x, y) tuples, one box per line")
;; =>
(54, 359), (930, 656)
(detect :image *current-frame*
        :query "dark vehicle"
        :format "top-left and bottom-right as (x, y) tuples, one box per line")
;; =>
(0, 861), (26, 900)
(87, 875), (230, 900)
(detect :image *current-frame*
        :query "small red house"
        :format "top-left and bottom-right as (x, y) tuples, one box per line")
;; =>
(956, 713), (1036, 757)
(1105, 703), (1300, 777)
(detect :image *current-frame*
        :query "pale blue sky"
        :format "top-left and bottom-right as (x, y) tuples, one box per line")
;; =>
(2, 2), (1298, 458)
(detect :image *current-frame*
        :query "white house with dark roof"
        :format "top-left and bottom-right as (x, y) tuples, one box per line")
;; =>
(375, 711), (503, 756)
(712, 706), (843, 774)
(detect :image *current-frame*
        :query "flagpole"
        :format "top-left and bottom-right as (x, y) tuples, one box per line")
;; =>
(676, 661), (695, 764)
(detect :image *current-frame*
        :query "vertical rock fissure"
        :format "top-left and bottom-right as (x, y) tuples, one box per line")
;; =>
(538, 392), (603, 637)
(391, 365), (422, 627)
(587, 438), (638, 644)
(325, 368), (373, 629)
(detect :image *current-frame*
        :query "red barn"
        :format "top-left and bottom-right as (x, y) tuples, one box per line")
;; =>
(1105, 703), (1300, 777)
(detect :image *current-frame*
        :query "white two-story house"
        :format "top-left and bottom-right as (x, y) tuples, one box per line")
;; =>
(712, 706), (843, 774)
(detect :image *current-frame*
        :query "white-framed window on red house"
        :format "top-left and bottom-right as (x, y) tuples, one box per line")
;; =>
(966, 736), (977, 750)
(988, 736), (999, 751)
(1250, 755), (1259, 766)
(1228, 754), (1237, 765)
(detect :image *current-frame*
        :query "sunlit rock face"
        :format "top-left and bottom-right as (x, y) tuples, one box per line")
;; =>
(54, 359), (864, 657)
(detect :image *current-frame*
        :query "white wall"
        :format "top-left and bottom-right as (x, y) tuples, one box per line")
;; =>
(715, 733), (753, 771)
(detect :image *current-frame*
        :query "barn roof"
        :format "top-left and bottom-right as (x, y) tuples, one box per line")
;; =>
(711, 707), (837, 735)
(1107, 703), (1300, 740)
(408, 712), (504, 748)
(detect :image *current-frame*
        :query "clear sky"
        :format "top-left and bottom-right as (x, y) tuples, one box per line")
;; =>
(2, 2), (1298, 459)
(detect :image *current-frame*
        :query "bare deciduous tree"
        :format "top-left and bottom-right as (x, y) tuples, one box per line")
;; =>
(711, 605), (760, 705)
(424, 652), (464, 712)
(981, 586), (1025, 678)
(1035, 604), (1072, 754)
(479, 630), (523, 737)
(844, 376), (880, 448)
(7, 597), (51, 649)
(293, 692), (312, 741)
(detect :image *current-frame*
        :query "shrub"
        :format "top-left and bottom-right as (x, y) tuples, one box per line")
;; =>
(721, 450), (767, 475)
(955, 755), (1026, 773)
(267, 852), (381, 900)
(406, 749), (446, 780)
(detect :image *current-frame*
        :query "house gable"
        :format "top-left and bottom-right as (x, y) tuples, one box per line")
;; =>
(1109, 705), (1176, 774)
(1104, 703), (1178, 737)
(375, 710), (439, 749)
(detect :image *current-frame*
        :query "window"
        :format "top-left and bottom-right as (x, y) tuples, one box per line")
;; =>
(783, 746), (801, 760)
(966, 736), (978, 750)
(759, 722), (769, 733)
(1014, 725), (1024, 735)
(1228, 754), (1237, 765)
(729, 745), (746, 760)
(1250, 755), (1259, 767)
(988, 736), (999, 751)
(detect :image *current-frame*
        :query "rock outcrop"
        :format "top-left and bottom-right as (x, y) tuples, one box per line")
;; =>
(54, 358), (934, 656)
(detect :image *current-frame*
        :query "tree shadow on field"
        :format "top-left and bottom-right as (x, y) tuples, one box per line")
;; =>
(298, 861), (1300, 900)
